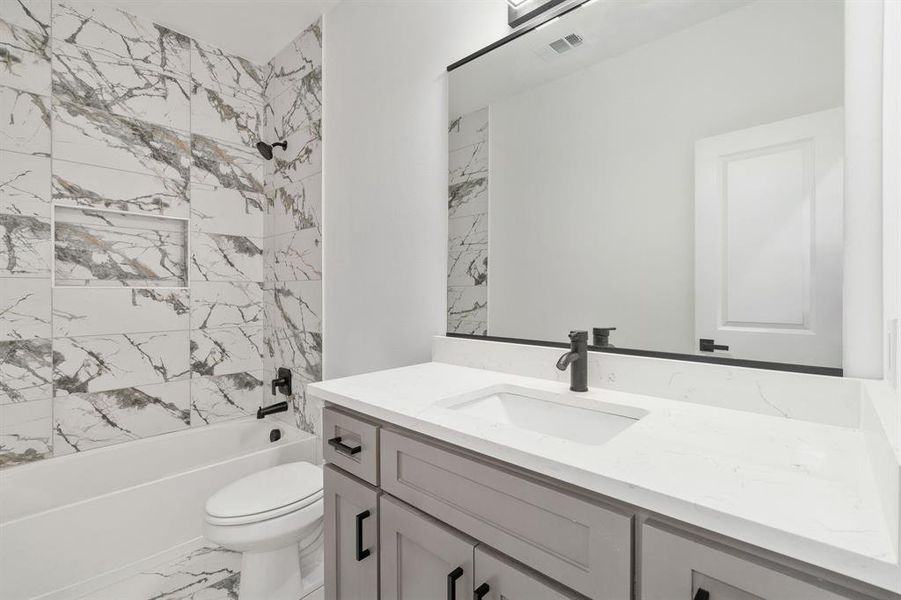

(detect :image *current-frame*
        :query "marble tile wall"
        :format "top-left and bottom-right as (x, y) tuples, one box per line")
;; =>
(448, 107), (489, 335)
(0, 0), (324, 468)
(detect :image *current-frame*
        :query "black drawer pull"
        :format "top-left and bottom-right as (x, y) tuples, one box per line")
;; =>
(328, 436), (361, 456)
(447, 567), (464, 600)
(474, 582), (490, 599)
(355, 510), (371, 561)
(693, 589), (710, 600)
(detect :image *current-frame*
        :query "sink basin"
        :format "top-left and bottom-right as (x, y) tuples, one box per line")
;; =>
(443, 385), (645, 446)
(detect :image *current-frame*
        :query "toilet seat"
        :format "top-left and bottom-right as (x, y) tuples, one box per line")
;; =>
(205, 462), (323, 526)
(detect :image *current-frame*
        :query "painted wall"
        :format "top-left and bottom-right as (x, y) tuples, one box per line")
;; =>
(0, 0), (322, 469)
(486, 0), (843, 355)
(322, 0), (508, 379)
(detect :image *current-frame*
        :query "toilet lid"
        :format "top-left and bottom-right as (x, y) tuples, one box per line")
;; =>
(206, 462), (323, 520)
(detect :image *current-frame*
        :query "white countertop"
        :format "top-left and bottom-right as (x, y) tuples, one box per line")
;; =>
(309, 362), (900, 594)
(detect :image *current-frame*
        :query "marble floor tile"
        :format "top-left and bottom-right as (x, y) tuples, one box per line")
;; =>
(265, 228), (321, 282)
(0, 213), (51, 277)
(266, 175), (320, 237)
(190, 281), (265, 330)
(191, 38), (265, 102)
(0, 337), (51, 403)
(0, 0), (51, 35)
(448, 212), (488, 250)
(447, 285), (487, 323)
(0, 21), (51, 96)
(52, 159), (189, 218)
(53, 380), (190, 455)
(52, 41), (190, 132)
(53, 331), (190, 396)
(447, 248), (488, 287)
(265, 18), (321, 103)
(0, 277), (50, 341)
(191, 370), (265, 426)
(0, 151), (50, 217)
(0, 398), (51, 468)
(53, 288), (189, 337)
(191, 183), (265, 238)
(191, 81), (263, 148)
(0, 86), (49, 156)
(191, 134), (265, 194)
(53, 100), (191, 186)
(52, 0), (190, 79)
(54, 207), (187, 287)
(191, 326), (264, 377)
(191, 232), (264, 282)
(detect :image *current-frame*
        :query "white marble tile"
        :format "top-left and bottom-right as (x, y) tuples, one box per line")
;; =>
(191, 81), (263, 148)
(191, 38), (265, 102)
(264, 330), (321, 389)
(448, 212), (488, 250)
(263, 82), (319, 144)
(448, 141), (488, 219)
(0, 278), (50, 340)
(0, 0), (51, 35)
(190, 281), (265, 330)
(267, 115), (321, 190)
(53, 379), (190, 455)
(448, 107), (488, 152)
(53, 100), (191, 186)
(447, 318), (487, 336)
(191, 183), (264, 237)
(191, 370), (265, 426)
(0, 397), (51, 468)
(0, 337), (51, 402)
(291, 381), (323, 437)
(53, 288), (189, 337)
(52, 159), (189, 218)
(263, 281), (322, 383)
(191, 134), (264, 193)
(191, 326), (264, 377)
(0, 151), (49, 217)
(447, 286), (487, 323)
(53, 331), (190, 396)
(52, 41), (190, 131)
(0, 86), (49, 156)
(52, 0), (190, 79)
(266, 175), (320, 237)
(447, 249), (488, 287)
(0, 20), (51, 95)
(265, 228), (321, 282)
(0, 213), (51, 277)
(265, 18), (321, 103)
(54, 206), (187, 287)
(191, 232), (264, 282)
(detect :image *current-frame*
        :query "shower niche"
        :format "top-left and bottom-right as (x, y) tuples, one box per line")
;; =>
(53, 205), (189, 288)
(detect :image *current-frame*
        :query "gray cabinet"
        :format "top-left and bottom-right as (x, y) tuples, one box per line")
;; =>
(472, 546), (584, 600)
(323, 407), (380, 486)
(380, 495), (476, 600)
(324, 465), (379, 600)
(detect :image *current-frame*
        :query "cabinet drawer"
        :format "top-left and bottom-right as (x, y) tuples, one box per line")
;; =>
(641, 523), (852, 600)
(380, 430), (632, 599)
(323, 407), (379, 486)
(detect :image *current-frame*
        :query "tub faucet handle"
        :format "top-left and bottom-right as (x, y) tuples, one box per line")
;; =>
(271, 367), (292, 396)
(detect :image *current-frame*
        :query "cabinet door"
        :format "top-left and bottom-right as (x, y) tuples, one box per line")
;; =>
(325, 465), (379, 600)
(472, 547), (583, 600)
(380, 495), (476, 600)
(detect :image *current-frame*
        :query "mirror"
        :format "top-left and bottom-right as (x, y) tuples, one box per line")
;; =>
(447, 0), (845, 372)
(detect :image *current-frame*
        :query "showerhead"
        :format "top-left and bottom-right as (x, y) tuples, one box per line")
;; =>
(255, 140), (287, 160)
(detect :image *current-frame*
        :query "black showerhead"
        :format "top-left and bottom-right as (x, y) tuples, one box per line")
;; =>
(255, 140), (287, 160)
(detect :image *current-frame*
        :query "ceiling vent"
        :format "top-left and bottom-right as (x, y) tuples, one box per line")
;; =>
(549, 33), (583, 54)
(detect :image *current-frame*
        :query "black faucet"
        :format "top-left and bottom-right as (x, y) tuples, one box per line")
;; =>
(556, 330), (588, 392)
(257, 401), (288, 419)
(271, 367), (292, 397)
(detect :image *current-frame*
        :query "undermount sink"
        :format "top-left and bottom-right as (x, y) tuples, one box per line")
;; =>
(441, 385), (646, 446)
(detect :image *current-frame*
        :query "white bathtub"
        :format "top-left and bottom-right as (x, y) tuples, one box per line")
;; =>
(0, 419), (317, 600)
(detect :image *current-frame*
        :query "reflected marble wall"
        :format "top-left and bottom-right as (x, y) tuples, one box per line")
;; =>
(448, 107), (489, 335)
(0, 0), (324, 468)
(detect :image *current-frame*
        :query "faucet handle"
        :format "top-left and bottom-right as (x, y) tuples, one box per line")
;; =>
(568, 330), (588, 343)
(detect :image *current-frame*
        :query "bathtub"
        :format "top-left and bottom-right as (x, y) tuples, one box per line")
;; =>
(0, 419), (317, 600)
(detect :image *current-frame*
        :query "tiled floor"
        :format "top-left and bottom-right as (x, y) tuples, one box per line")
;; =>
(77, 545), (323, 600)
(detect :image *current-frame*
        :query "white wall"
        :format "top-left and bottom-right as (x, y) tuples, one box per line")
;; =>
(487, 0), (843, 355)
(322, 1), (508, 378)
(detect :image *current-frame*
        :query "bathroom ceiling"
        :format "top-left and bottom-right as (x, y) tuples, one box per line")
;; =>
(102, 0), (340, 64)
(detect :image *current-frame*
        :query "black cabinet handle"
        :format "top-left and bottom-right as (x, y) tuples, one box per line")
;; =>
(355, 510), (371, 561)
(693, 589), (710, 600)
(328, 436), (361, 456)
(699, 338), (729, 352)
(447, 567), (464, 600)
(474, 582), (490, 599)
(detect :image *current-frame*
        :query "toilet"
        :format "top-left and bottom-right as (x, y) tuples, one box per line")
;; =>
(204, 462), (324, 600)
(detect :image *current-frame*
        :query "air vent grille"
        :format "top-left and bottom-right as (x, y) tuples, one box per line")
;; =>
(548, 33), (584, 54)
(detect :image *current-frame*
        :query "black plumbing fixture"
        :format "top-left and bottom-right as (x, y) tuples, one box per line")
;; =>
(255, 140), (287, 160)
(271, 367), (292, 396)
(269, 428), (282, 442)
(556, 330), (588, 392)
(257, 401), (288, 419)
(592, 327), (616, 347)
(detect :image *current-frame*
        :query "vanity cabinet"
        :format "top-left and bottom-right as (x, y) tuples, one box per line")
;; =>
(324, 465), (380, 600)
(473, 546), (585, 600)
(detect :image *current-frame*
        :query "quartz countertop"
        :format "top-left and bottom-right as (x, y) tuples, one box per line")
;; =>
(308, 362), (899, 594)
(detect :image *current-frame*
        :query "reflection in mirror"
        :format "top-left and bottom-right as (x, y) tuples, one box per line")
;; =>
(447, 0), (844, 371)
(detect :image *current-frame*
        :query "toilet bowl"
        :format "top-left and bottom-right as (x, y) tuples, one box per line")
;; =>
(204, 461), (324, 600)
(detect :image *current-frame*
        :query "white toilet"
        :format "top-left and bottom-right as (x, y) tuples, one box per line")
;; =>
(204, 462), (324, 600)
